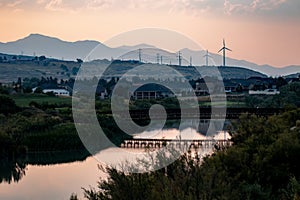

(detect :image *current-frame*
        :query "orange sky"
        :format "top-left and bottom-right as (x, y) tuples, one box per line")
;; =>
(0, 0), (299, 67)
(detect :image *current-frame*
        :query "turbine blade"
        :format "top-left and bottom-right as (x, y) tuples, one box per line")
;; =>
(225, 47), (232, 51)
(218, 47), (224, 53)
(223, 39), (225, 46)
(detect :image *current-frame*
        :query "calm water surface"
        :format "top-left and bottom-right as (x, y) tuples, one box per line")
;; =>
(0, 155), (103, 200)
(0, 126), (229, 200)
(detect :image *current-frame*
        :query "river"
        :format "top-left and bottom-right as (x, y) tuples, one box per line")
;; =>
(0, 126), (230, 200)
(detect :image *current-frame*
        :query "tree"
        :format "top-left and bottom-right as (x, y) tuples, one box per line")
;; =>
(39, 55), (46, 61)
(76, 58), (83, 64)
(80, 109), (300, 200)
(34, 87), (43, 94)
(0, 95), (18, 115)
(276, 77), (288, 89)
(72, 67), (79, 75)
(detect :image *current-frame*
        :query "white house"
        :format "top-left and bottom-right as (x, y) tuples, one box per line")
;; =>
(249, 89), (280, 95)
(43, 89), (70, 96)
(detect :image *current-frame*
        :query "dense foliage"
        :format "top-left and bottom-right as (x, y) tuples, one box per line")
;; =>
(246, 82), (300, 108)
(80, 109), (300, 200)
(0, 95), (132, 159)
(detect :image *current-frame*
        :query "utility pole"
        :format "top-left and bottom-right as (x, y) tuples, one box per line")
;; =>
(177, 51), (182, 66)
(189, 56), (192, 67)
(138, 48), (142, 63)
(203, 50), (212, 66)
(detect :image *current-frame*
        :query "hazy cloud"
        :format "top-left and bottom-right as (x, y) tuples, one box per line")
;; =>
(1, 0), (299, 19)
(36, 0), (46, 4)
(7, 0), (23, 7)
(86, 0), (112, 10)
(223, 0), (287, 14)
(168, 0), (299, 18)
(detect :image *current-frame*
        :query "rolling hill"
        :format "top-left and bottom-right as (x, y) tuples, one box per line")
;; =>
(0, 54), (266, 83)
(0, 34), (299, 77)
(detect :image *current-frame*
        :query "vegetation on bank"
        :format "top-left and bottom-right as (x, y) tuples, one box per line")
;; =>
(0, 95), (82, 158)
(245, 82), (300, 108)
(0, 94), (130, 159)
(11, 93), (71, 107)
(1, 80), (300, 159)
(77, 108), (300, 200)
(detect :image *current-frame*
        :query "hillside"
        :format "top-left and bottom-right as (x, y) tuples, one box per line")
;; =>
(77, 60), (267, 80)
(0, 54), (266, 83)
(0, 34), (299, 77)
(0, 54), (80, 83)
(284, 72), (300, 79)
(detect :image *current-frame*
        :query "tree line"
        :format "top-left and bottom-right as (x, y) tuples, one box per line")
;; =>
(73, 108), (300, 200)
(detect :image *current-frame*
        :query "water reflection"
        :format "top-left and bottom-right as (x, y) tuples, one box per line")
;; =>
(0, 156), (27, 184)
(134, 119), (230, 139)
(0, 150), (90, 184)
(0, 119), (230, 184)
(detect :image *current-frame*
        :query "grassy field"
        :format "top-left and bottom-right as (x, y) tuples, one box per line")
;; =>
(11, 93), (246, 108)
(11, 94), (72, 107)
(199, 101), (246, 107)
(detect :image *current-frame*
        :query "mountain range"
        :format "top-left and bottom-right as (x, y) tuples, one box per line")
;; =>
(0, 34), (299, 77)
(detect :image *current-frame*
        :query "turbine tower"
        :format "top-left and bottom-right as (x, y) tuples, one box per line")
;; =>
(203, 50), (212, 66)
(218, 39), (232, 67)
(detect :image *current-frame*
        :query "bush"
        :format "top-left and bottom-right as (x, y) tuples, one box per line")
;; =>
(0, 95), (18, 115)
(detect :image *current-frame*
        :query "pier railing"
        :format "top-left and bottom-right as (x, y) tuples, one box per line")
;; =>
(121, 138), (232, 149)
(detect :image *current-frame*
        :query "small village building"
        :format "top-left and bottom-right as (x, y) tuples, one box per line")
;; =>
(132, 83), (174, 100)
(249, 89), (280, 95)
(43, 89), (70, 96)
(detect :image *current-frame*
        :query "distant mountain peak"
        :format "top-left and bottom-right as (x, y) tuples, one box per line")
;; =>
(118, 43), (156, 50)
(11, 33), (64, 45)
(28, 33), (47, 37)
(26, 33), (60, 40)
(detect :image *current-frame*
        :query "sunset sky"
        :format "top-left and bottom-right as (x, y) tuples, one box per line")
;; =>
(0, 0), (299, 67)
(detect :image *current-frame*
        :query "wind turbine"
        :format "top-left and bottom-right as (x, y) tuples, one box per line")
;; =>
(218, 39), (232, 67)
(203, 50), (212, 66)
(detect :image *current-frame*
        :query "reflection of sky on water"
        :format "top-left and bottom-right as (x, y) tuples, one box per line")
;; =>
(0, 122), (230, 199)
(0, 157), (102, 200)
(133, 127), (230, 140)
(131, 119), (230, 140)
(94, 128), (231, 172)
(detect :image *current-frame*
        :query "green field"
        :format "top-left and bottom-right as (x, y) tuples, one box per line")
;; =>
(199, 101), (246, 107)
(11, 94), (72, 107)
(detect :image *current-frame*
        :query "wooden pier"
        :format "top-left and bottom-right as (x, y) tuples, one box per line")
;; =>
(121, 138), (232, 149)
